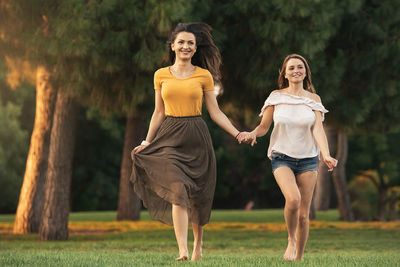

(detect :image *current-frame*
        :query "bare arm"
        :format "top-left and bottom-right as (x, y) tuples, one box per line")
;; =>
(145, 90), (165, 142)
(312, 111), (330, 158)
(204, 91), (240, 138)
(311, 94), (338, 170)
(252, 106), (274, 137)
(239, 106), (274, 146)
(133, 90), (165, 154)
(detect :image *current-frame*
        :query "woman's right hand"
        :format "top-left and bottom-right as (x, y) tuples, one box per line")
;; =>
(323, 155), (338, 172)
(131, 145), (146, 159)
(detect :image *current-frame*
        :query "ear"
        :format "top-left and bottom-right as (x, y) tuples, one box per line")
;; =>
(171, 43), (175, 51)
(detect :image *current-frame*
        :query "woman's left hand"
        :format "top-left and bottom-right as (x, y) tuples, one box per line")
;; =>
(237, 132), (257, 146)
(323, 155), (338, 172)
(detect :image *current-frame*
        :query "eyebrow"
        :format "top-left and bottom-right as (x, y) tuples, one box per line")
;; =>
(177, 39), (195, 42)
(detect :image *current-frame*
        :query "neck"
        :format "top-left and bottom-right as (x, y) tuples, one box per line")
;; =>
(173, 59), (194, 71)
(287, 82), (304, 95)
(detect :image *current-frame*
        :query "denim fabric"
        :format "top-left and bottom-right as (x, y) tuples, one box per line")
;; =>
(271, 152), (318, 175)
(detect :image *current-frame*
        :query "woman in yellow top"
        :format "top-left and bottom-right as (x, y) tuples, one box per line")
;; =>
(130, 23), (243, 261)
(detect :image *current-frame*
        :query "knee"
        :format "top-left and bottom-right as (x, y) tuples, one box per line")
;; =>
(298, 213), (309, 226)
(286, 195), (301, 211)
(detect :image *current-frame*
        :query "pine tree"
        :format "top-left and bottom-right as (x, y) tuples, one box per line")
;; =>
(0, 0), (58, 233)
(315, 0), (400, 220)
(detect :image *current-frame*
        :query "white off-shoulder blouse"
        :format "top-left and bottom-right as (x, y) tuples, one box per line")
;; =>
(259, 92), (328, 159)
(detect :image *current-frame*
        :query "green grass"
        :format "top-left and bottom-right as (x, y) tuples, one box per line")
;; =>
(0, 210), (398, 266)
(0, 209), (339, 223)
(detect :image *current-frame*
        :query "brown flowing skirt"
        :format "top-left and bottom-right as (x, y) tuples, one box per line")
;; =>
(130, 115), (216, 226)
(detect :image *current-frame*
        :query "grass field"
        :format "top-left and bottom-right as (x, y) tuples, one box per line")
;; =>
(0, 210), (399, 266)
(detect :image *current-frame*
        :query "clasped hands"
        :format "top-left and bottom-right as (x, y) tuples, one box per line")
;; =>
(236, 131), (257, 146)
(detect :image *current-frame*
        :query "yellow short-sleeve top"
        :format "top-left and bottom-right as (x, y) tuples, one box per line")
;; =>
(154, 66), (215, 117)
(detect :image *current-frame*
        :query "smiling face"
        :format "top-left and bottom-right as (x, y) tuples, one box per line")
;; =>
(284, 58), (306, 84)
(171, 31), (197, 61)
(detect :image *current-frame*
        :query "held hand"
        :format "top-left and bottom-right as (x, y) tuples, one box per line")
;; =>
(236, 132), (247, 144)
(323, 155), (338, 172)
(237, 131), (257, 146)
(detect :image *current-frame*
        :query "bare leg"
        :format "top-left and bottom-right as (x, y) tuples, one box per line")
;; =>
(295, 171), (318, 261)
(191, 223), (203, 261)
(273, 167), (301, 261)
(172, 204), (189, 261)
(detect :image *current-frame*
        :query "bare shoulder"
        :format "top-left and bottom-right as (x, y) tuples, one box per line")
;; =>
(269, 89), (281, 95)
(307, 92), (321, 103)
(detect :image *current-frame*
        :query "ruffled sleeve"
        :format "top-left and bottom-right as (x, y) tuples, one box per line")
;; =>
(259, 92), (329, 121)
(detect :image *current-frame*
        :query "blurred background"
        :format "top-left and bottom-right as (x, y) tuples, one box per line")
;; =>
(0, 0), (399, 234)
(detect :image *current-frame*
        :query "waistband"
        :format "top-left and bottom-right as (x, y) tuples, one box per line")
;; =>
(165, 115), (202, 119)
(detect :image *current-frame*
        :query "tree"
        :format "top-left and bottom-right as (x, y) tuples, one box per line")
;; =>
(313, 0), (400, 220)
(1, 0), (92, 239)
(39, 90), (78, 240)
(35, 0), (96, 240)
(313, 124), (336, 211)
(13, 66), (56, 233)
(117, 115), (144, 220)
(0, 1), (58, 233)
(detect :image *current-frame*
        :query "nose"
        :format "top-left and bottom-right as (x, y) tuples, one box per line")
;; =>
(183, 42), (189, 49)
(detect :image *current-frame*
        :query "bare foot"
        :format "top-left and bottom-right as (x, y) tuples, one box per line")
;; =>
(175, 248), (189, 261)
(191, 246), (202, 261)
(175, 256), (188, 261)
(283, 238), (296, 261)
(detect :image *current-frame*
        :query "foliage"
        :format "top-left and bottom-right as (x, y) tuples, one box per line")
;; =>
(0, 59), (35, 213)
(320, 0), (400, 130)
(47, 0), (192, 115)
(70, 108), (125, 211)
(348, 174), (378, 221)
(0, 98), (28, 213)
(188, 0), (350, 126)
(347, 133), (400, 220)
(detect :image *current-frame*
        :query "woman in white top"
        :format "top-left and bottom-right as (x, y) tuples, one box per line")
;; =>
(240, 54), (338, 261)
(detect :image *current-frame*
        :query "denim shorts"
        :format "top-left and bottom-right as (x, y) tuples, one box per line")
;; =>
(271, 152), (319, 175)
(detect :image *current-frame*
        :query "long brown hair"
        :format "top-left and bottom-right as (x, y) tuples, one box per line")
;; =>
(278, 54), (315, 93)
(167, 23), (222, 82)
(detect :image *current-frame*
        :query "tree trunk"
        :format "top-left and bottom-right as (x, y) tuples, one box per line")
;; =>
(309, 193), (316, 220)
(331, 129), (354, 221)
(313, 124), (337, 211)
(116, 114), (145, 221)
(13, 66), (56, 234)
(388, 189), (398, 221)
(39, 90), (78, 241)
(376, 187), (387, 221)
